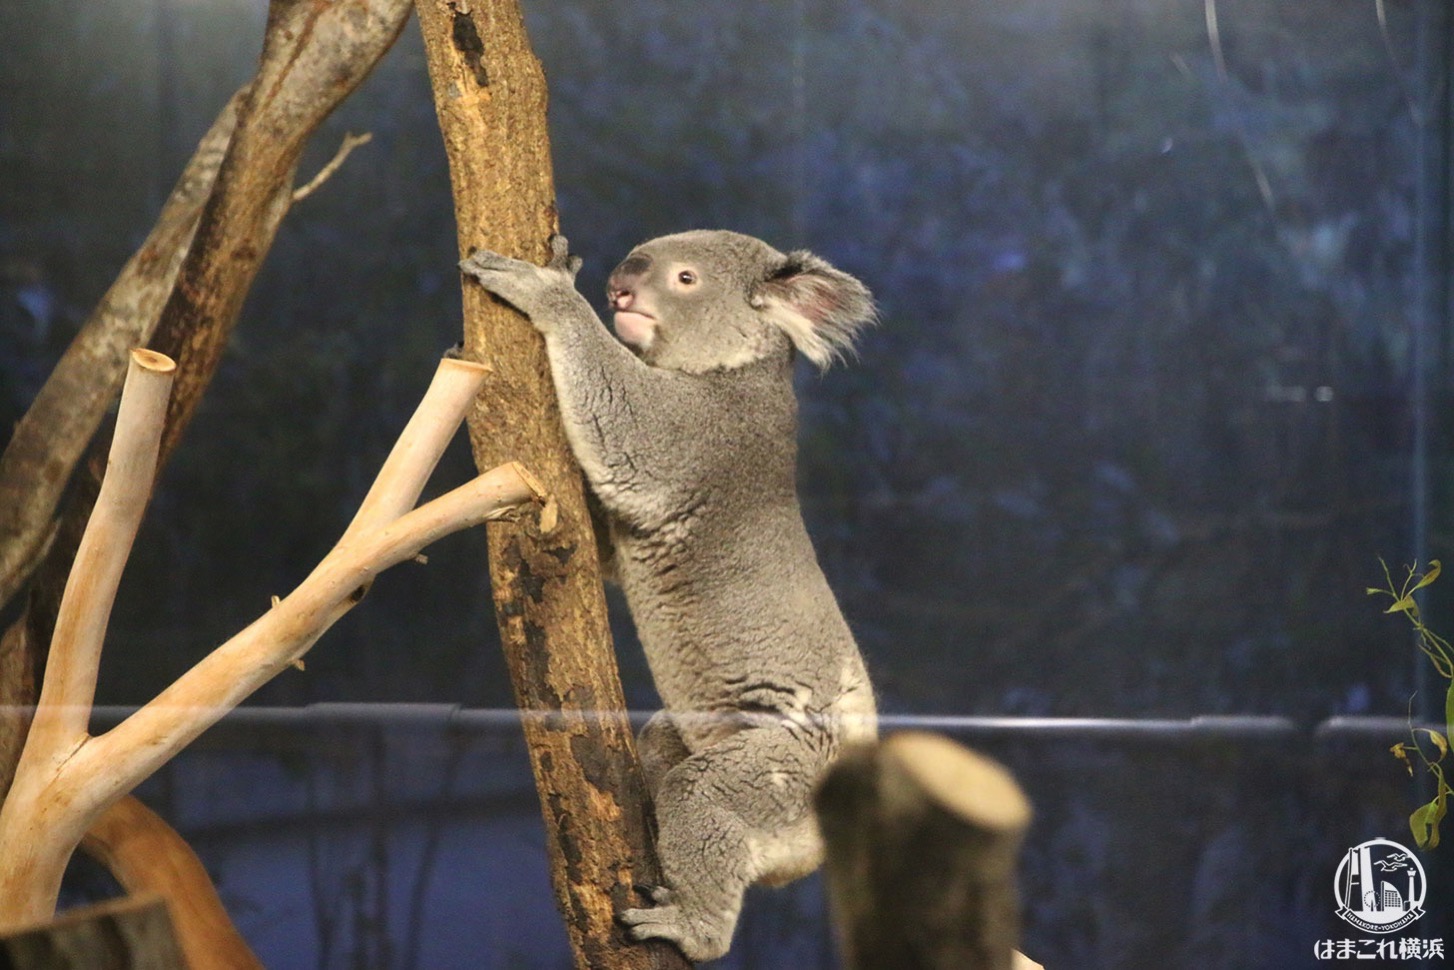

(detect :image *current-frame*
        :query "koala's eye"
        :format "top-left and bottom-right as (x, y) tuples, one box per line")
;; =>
(677, 269), (699, 286)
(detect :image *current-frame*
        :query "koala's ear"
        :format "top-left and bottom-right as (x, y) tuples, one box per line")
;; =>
(751, 251), (877, 369)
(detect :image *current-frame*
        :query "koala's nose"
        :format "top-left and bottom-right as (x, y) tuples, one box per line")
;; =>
(607, 253), (652, 309)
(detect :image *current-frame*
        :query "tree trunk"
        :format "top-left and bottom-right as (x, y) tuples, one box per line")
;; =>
(814, 732), (1036, 970)
(413, 3), (688, 968)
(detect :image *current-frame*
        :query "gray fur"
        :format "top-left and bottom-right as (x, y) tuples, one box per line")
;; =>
(460, 231), (877, 962)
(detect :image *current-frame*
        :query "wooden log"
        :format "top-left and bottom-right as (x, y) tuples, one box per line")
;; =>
(0, 894), (186, 970)
(413, 3), (684, 969)
(814, 731), (1039, 970)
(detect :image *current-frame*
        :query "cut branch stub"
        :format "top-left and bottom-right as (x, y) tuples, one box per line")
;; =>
(815, 732), (1034, 970)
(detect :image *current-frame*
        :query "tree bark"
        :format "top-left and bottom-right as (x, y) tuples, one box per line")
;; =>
(814, 732), (1036, 970)
(413, 3), (687, 968)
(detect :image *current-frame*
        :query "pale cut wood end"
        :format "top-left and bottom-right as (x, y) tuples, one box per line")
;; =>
(883, 731), (1032, 832)
(439, 354), (490, 377)
(129, 348), (176, 373)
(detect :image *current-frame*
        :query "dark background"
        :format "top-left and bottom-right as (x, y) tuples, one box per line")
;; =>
(3, 0), (1453, 967)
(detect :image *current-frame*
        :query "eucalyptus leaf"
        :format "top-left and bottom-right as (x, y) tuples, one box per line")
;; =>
(1410, 795), (1445, 850)
(1416, 728), (1449, 759)
(1413, 559), (1443, 592)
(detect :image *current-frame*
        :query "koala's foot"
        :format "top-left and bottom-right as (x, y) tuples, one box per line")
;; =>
(620, 892), (733, 963)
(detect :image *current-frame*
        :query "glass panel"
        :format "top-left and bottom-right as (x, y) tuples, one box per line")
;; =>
(2, 0), (1449, 966)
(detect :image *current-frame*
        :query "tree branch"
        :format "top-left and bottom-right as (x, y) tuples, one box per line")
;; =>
(148, 0), (415, 468)
(33, 350), (176, 745)
(0, 354), (538, 929)
(81, 796), (263, 970)
(293, 132), (374, 203)
(0, 95), (238, 609)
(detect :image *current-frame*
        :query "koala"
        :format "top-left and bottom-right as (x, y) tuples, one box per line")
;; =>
(460, 230), (877, 962)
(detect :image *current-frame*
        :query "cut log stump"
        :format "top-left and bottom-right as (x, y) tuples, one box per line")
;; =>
(815, 731), (1041, 970)
(0, 894), (186, 970)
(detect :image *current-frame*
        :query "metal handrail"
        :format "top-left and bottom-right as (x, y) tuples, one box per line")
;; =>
(0, 704), (1412, 740)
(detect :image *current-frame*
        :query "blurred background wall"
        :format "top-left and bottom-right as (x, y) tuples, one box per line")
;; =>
(3, 1), (1451, 966)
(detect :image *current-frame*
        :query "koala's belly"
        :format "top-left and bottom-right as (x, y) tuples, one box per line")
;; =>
(628, 597), (876, 748)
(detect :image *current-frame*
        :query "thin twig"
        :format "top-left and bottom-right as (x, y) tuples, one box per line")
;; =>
(293, 132), (374, 203)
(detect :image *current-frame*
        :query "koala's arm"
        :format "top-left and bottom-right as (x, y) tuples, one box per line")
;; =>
(460, 238), (705, 522)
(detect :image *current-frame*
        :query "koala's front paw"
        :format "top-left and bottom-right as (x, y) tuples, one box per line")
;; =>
(459, 235), (581, 324)
(620, 895), (732, 963)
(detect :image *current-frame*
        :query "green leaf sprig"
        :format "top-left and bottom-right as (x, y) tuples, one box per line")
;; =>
(1369, 559), (1453, 849)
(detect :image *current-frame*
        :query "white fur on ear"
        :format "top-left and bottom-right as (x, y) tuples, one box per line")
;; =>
(752, 251), (876, 369)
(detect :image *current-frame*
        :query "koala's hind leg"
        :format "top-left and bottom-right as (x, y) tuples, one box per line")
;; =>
(621, 724), (826, 962)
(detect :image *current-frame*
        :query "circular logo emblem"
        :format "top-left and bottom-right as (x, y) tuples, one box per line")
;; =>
(1334, 838), (1427, 934)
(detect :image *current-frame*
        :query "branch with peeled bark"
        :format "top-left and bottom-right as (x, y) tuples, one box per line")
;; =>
(2, 0), (415, 814)
(0, 350), (540, 929)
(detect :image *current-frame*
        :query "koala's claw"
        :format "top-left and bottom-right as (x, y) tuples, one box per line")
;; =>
(546, 233), (583, 278)
(630, 884), (674, 906)
(458, 249), (516, 277)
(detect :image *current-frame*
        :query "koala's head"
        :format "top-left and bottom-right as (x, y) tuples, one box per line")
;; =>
(605, 230), (876, 374)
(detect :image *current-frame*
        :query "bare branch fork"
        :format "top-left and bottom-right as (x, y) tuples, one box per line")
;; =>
(0, 349), (541, 928)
